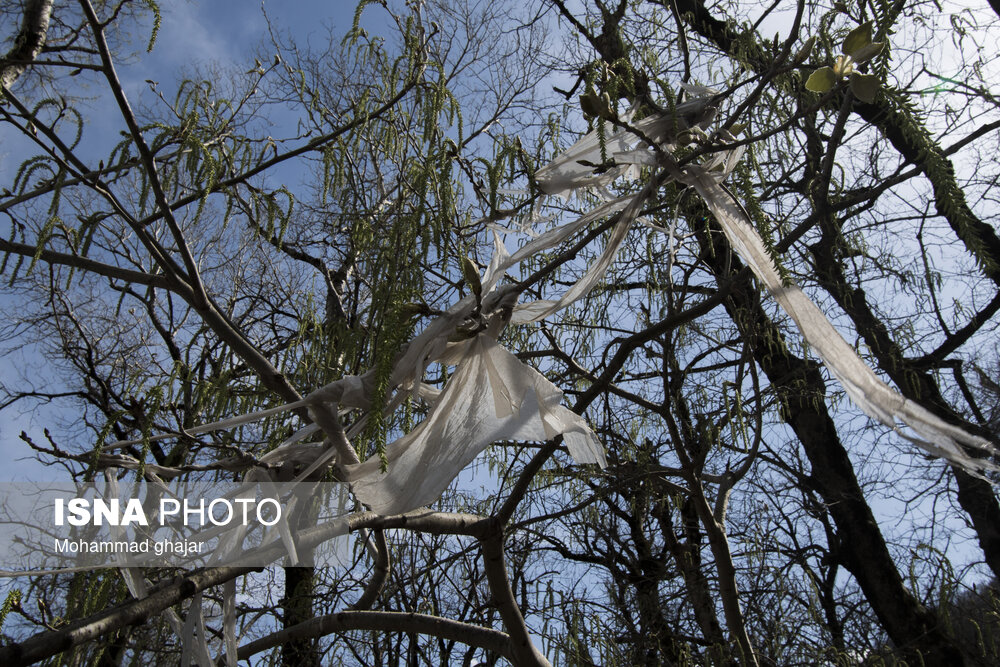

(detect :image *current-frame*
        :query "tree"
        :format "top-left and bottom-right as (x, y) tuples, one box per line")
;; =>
(1, 0), (999, 665)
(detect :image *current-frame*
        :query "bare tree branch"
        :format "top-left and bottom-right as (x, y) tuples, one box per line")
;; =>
(235, 610), (515, 663)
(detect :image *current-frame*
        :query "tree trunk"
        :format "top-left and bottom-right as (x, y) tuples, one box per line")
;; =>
(282, 566), (320, 667)
(809, 209), (1000, 582)
(694, 219), (966, 666)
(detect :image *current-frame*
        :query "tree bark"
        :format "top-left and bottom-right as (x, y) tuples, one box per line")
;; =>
(0, 0), (53, 89)
(282, 567), (320, 667)
(693, 218), (966, 666)
(807, 178), (1000, 581)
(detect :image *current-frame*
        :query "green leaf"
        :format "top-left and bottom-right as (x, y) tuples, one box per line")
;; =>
(460, 256), (482, 299)
(579, 92), (614, 120)
(849, 73), (880, 103)
(794, 36), (816, 63)
(843, 22), (873, 56)
(850, 41), (885, 63)
(805, 67), (838, 93)
(579, 92), (603, 118)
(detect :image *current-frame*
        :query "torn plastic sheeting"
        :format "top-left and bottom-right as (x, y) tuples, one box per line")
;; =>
(534, 99), (716, 199)
(105, 471), (188, 651)
(222, 579), (237, 667)
(99, 105), (707, 516)
(510, 180), (654, 324)
(529, 104), (996, 475)
(102, 191), (635, 475)
(179, 591), (213, 667)
(345, 334), (605, 516)
(272, 194), (644, 489)
(671, 160), (999, 475)
(481, 194), (636, 295)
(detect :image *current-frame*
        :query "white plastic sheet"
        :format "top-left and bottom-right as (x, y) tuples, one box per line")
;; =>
(670, 163), (999, 475)
(504, 103), (997, 476)
(107, 88), (996, 524)
(346, 332), (605, 515)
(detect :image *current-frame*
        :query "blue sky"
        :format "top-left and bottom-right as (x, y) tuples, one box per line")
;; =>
(0, 0), (377, 480)
(0, 0), (994, 604)
(2, 5), (999, 666)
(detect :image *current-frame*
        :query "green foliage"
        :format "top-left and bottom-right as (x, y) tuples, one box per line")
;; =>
(142, 0), (162, 52)
(805, 67), (838, 94)
(802, 20), (886, 99)
(0, 589), (20, 636)
(849, 73), (879, 103)
(793, 36), (816, 63)
(460, 255), (482, 301)
(881, 88), (999, 276)
(842, 22), (873, 57)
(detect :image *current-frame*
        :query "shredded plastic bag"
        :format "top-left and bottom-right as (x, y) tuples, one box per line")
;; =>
(347, 333), (605, 514)
(670, 162), (999, 476)
(106, 87), (996, 523)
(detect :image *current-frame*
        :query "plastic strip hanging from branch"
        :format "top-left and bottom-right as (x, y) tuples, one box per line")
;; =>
(99, 96), (725, 517)
(346, 324), (605, 515)
(669, 161), (999, 477)
(108, 87), (995, 522)
(509, 94), (997, 477)
(524, 96), (997, 477)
